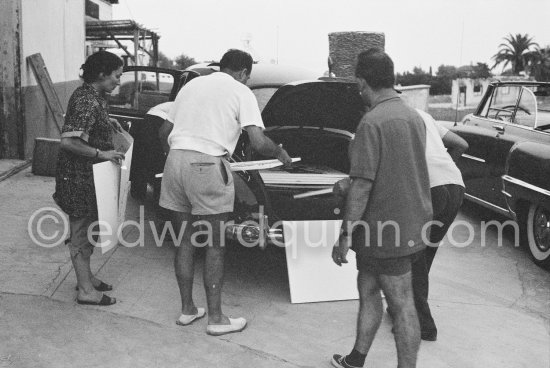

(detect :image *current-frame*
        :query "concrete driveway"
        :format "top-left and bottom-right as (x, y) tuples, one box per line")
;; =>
(0, 169), (548, 368)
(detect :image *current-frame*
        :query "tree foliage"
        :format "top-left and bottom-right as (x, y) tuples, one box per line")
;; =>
(491, 33), (539, 74)
(527, 46), (550, 81)
(174, 54), (198, 70)
(149, 52), (198, 70)
(396, 63), (492, 95)
(155, 51), (174, 69)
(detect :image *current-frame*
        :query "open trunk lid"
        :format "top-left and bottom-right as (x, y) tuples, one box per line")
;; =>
(261, 80), (365, 133)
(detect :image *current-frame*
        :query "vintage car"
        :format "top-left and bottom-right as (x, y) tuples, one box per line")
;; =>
(107, 63), (320, 198)
(107, 64), (364, 245)
(441, 81), (550, 267)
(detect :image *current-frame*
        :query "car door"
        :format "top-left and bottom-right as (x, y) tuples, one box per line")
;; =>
(493, 86), (542, 208)
(453, 84), (521, 206)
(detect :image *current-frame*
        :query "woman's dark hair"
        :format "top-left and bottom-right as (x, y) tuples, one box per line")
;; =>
(219, 49), (253, 74)
(80, 51), (123, 83)
(355, 48), (395, 90)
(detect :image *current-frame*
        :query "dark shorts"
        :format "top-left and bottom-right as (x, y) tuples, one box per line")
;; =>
(356, 253), (418, 276)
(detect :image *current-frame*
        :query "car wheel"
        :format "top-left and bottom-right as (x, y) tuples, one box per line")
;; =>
(526, 203), (550, 268)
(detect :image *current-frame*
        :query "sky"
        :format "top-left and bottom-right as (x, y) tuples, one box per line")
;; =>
(113, 0), (550, 75)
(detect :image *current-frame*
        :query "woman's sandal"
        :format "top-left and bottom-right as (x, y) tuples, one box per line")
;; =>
(75, 281), (113, 292)
(77, 294), (116, 306)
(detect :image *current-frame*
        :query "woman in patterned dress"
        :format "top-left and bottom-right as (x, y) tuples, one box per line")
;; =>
(54, 51), (125, 306)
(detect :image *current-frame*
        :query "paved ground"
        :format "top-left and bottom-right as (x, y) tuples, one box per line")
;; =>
(1, 168), (549, 368)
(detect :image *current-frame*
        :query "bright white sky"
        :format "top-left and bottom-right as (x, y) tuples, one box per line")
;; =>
(113, 0), (550, 75)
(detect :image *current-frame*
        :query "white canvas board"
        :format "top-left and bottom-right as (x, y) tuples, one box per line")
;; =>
(112, 129), (133, 153)
(93, 161), (120, 254)
(282, 220), (359, 303)
(229, 157), (300, 171)
(93, 139), (134, 254)
(118, 143), (133, 223)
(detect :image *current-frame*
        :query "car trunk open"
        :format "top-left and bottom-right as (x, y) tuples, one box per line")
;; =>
(250, 80), (365, 222)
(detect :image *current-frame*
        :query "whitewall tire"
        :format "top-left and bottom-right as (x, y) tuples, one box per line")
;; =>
(526, 203), (550, 267)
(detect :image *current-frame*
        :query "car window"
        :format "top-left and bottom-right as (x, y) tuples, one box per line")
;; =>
(252, 87), (279, 112)
(513, 87), (537, 127)
(108, 70), (174, 112)
(484, 85), (521, 122)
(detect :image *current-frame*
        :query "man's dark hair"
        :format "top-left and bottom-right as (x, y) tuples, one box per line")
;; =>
(219, 49), (253, 74)
(80, 50), (123, 83)
(355, 48), (395, 89)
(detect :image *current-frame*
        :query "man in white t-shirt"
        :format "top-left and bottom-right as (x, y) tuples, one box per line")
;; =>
(411, 109), (468, 341)
(159, 49), (292, 336)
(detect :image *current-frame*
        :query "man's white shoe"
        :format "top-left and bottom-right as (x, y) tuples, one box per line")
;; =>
(176, 308), (206, 326)
(206, 317), (247, 336)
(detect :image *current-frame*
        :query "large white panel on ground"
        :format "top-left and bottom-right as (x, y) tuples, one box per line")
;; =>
(282, 220), (359, 303)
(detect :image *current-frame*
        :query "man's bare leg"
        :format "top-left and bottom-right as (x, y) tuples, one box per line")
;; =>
(353, 270), (384, 354)
(379, 271), (420, 368)
(172, 211), (198, 315)
(200, 212), (231, 325)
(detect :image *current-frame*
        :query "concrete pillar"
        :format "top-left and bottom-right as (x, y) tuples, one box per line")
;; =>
(328, 32), (385, 79)
(0, 0), (25, 158)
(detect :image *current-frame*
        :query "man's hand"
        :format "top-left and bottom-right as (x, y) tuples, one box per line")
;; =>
(332, 234), (351, 266)
(333, 178), (351, 199)
(277, 146), (293, 166)
(98, 150), (125, 165)
(245, 126), (293, 165)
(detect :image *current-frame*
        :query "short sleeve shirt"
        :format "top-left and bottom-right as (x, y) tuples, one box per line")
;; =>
(167, 72), (264, 156)
(53, 83), (114, 218)
(415, 109), (464, 188)
(349, 93), (433, 259)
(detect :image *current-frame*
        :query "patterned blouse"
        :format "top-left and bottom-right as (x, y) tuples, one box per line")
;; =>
(53, 83), (114, 218)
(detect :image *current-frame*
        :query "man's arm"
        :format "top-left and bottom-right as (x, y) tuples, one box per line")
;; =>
(243, 125), (292, 165)
(332, 177), (373, 266)
(158, 119), (174, 154)
(441, 130), (468, 163)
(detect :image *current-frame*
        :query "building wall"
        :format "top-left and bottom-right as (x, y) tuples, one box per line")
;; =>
(398, 85), (430, 111)
(85, 0), (114, 21)
(20, 0), (85, 158)
(451, 78), (490, 108)
(94, 0), (113, 20)
(0, 0), (24, 158)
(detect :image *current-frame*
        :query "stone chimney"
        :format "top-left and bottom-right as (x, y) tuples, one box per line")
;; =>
(328, 32), (385, 79)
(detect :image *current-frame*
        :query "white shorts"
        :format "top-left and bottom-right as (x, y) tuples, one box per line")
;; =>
(159, 150), (234, 215)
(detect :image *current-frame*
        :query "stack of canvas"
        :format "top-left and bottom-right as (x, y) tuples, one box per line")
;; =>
(259, 164), (348, 189)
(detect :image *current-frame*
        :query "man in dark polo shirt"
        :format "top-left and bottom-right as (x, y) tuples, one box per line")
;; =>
(331, 49), (432, 368)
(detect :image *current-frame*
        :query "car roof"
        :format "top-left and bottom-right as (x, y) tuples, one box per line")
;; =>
(185, 62), (321, 89)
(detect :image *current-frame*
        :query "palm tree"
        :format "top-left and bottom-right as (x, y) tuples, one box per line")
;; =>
(527, 47), (550, 81)
(491, 33), (539, 75)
